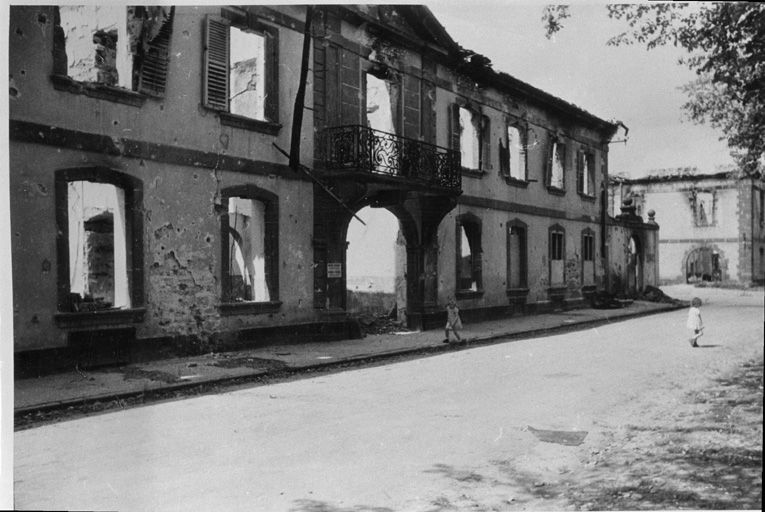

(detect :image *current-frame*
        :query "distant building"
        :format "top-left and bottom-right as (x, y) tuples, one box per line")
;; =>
(609, 167), (765, 285)
(9, 5), (658, 375)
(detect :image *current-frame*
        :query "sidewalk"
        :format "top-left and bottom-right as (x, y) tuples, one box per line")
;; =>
(15, 301), (683, 414)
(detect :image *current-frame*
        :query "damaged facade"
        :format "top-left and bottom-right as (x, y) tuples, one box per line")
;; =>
(9, 5), (658, 375)
(610, 168), (765, 285)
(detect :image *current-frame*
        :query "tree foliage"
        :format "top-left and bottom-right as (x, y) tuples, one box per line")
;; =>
(544, 3), (765, 178)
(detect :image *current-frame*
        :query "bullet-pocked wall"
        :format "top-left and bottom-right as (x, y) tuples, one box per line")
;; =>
(9, 5), (320, 359)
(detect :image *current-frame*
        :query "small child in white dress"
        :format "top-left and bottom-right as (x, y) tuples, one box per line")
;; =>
(686, 297), (704, 347)
(443, 298), (463, 344)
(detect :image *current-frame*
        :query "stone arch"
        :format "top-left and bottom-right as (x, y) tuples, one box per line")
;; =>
(681, 244), (728, 283)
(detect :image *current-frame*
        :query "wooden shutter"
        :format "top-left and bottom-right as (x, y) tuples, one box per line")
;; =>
(402, 74), (420, 139)
(498, 136), (509, 177)
(138, 7), (174, 97)
(480, 115), (491, 171)
(519, 124), (528, 180)
(576, 150), (584, 193)
(263, 28), (279, 123)
(203, 15), (230, 111)
(449, 103), (461, 154)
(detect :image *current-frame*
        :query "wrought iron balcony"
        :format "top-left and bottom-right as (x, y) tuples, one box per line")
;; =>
(320, 125), (462, 191)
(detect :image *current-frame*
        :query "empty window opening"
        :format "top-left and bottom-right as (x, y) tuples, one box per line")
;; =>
(578, 150), (594, 196)
(549, 229), (565, 286)
(229, 27), (266, 120)
(366, 73), (396, 134)
(457, 217), (482, 293)
(459, 107), (480, 170)
(550, 141), (565, 189)
(226, 197), (269, 302)
(506, 125), (526, 180)
(59, 6), (132, 87)
(68, 181), (129, 310)
(346, 207), (404, 320)
(507, 224), (527, 289)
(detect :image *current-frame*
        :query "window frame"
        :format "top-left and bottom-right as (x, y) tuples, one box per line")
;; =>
(506, 219), (529, 300)
(203, 12), (281, 135)
(546, 135), (567, 195)
(51, 6), (174, 106)
(500, 120), (529, 185)
(450, 101), (490, 177)
(54, 167), (145, 324)
(581, 228), (596, 289)
(219, 184), (282, 315)
(548, 224), (566, 290)
(455, 213), (484, 298)
(577, 148), (596, 199)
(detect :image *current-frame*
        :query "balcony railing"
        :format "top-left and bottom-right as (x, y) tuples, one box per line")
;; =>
(321, 125), (462, 191)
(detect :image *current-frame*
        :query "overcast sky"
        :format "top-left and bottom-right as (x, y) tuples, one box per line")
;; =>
(425, 2), (736, 178)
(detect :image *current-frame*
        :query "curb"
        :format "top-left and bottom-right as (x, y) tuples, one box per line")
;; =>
(15, 304), (683, 420)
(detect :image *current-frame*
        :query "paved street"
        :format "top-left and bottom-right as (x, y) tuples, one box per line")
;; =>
(14, 287), (763, 511)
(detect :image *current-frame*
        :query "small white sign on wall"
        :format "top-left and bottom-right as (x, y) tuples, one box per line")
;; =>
(327, 263), (342, 278)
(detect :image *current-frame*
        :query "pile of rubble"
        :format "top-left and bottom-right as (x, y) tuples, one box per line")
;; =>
(637, 285), (685, 305)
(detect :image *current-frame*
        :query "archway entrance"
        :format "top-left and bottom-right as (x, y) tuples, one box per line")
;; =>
(685, 247), (722, 283)
(346, 206), (406, 326)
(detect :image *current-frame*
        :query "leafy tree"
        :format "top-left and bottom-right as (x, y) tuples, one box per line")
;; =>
(543, 3), (765, 178)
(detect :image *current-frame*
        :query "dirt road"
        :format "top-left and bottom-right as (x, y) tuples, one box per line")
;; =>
(14, 286), (762, 511)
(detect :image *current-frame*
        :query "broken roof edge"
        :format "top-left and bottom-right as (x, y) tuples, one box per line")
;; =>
(332, 5), (619, 139)
(410, 6), (620, 139)
(609, 165), (740, 184)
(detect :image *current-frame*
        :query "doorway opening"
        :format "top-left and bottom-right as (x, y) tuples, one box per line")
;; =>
(346, 206), (406, 330)
(686, 247), (723, 283)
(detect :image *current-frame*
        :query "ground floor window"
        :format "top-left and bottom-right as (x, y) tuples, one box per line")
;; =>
(582, 229), (595, 285)
(549, 225), (565, 286)
(56, 168), (143, 313)
(456, 213), (482, 294)
(221, 186), (279, 304)
(506, 220), (528, 289)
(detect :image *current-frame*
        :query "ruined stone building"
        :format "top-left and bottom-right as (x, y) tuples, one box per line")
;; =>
(8, 5), (658, 374)
(610, 167), (765, 285)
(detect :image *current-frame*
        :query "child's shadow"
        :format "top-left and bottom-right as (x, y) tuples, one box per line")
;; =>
(697, 344), (720, 348)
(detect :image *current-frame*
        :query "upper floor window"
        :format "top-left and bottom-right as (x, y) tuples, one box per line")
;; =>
(689, 189), (716, 227)
(547, 136), (566, 191)
(577, 149), (595, 197)
(55, 6), (173, 97)
(456, 213), (483, 296)
(203, 13), (279, 127)
(220, 185), (280, 310)
(500, 123), (527, 182)
(450, 104), (490, 174)
(55, 168), (144, 314)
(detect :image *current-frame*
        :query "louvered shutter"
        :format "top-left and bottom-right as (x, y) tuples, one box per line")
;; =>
(263, 28), (279, 123)
(577, 150), (584, 193)
(480, 115), (491, 171)
(449, 103), (461, 155)
(519, 124), (528, 180)
(138, 7), (174, 97)
(203, 15), (230, 111)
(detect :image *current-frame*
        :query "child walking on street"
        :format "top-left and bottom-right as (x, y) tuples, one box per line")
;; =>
(443, 298), (462, 344)
(687, 297), (704, 347)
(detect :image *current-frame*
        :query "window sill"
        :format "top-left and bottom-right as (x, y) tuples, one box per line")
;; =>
(219, 112), (282, 136)
(547, 186), (566, 196)
(456, 290), (484, 300)
(461, 168), (486, 179)
(578, 193), (597, 202)
(506, 287), (529, 303)
(504, 177), (530, 188)
(219, 300), (283, 316)
(54, 308), (146, 328)
(50, 74), (147, 107)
